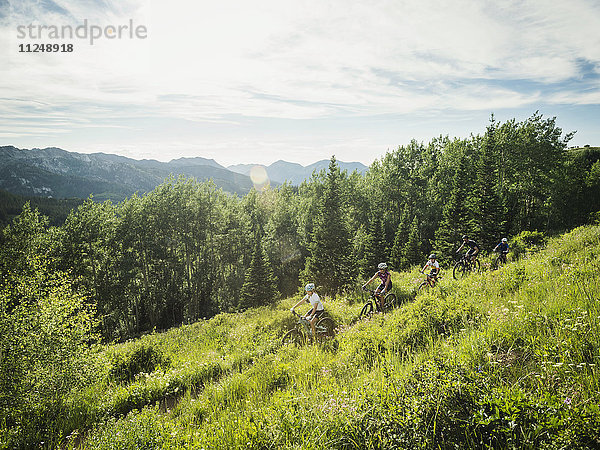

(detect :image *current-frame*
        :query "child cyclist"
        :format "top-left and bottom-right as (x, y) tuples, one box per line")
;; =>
(420, 254), (440, 287)
(362, 262), (392, 311)
(493, 238), (509, 257)
(291, 283), (324, 338)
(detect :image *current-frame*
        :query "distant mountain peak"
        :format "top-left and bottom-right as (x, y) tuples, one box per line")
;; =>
(0, 145), (256, 201)
(168, 157), (225, 169)
(227, 159), (368, 185)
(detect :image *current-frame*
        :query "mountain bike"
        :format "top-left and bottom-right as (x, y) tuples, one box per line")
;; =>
(359, 287), (397, 318)
(452, 254), (481, 279)
(281, 311), (335, 346)
(493, 250), (508, 269)
(417, 270), (441, 292)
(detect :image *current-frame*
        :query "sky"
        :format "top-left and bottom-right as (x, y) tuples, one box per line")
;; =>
(1, 0), (599, 167)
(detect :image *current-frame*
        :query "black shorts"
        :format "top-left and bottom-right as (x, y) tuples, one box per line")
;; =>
(376, 282), (392, 293)
(428, 270), (438, 278)
(307, 309), (325, 319)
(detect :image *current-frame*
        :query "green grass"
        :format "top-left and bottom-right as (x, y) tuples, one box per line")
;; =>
(31, 225), (600, 448)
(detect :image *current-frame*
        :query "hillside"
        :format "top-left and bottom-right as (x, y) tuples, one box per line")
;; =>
(0, 146), (256, 200)
(0, 188), (83, 226)
(31, 224), (600, 449)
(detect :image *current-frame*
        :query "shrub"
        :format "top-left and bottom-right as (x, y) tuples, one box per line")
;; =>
(511, 230), (547, 259)
(0, 265), (98, 449)
(108, 340), (171, 384)
(84, 407), (178, 450)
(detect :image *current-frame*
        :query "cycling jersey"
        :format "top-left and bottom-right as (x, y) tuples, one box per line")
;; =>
(377, 270), (391, 285)
(464, 240), (480, 250)
(302, 292), (324, 311)
(496, 242), (509, 252)
(373, 270), (391, 293)
(424, 260), (440, 272)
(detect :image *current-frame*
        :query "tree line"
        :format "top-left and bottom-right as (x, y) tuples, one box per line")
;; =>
(0, 188), (83, 226)
(1, 112), (599, 342)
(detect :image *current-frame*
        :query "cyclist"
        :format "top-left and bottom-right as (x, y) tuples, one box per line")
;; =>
(493, 237), (509, 263)
(291, 283), (324, 339)
(457, 235), (480, 263)
(420, 254), (440, 287)
(362, 262), (392, 311)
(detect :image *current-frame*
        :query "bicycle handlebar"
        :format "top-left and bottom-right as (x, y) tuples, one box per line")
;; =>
(290, 310), (312, 322)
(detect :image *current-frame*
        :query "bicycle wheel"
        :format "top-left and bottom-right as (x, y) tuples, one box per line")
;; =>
(360, 302), (374, 319)
(494, 256), (503, 269)
(472, 260), (481, 273)
(281, 329), (305, 347)
(316, 317), (335, 341)
(417, 281), (429, 292)
(383, 293), (397, 312)
(453, 261), (467, 279)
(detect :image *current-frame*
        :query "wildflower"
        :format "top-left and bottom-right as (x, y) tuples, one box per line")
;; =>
(564, 397), (572, 406)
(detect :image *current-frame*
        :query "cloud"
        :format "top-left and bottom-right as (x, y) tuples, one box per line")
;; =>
(1, 0), (599, 161)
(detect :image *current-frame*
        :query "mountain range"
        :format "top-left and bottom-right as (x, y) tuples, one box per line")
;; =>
(0, 146), (369, 202)
(228, 159), (368, 185)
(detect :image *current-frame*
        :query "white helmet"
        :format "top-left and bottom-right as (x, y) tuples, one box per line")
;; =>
(502, 238), (508, 242)
(305, 283), (315, 292)
(377, 262), (387, 270)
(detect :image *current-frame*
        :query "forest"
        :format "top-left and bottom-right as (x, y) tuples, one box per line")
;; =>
(0, 188), (83, 227)
(1, 113), (599, 342)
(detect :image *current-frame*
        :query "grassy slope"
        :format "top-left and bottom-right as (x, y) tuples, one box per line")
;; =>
(63, 225), (600, 449)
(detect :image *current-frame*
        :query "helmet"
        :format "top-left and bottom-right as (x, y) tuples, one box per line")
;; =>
(377, 262), (387, 270)
(305, 283), (315, 292)
(462, 235), (469, 240)
(502, 237), (508, 242)
(429, 254), (436, 259)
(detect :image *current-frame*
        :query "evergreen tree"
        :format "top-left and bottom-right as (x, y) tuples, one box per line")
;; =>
(371, 217), (388, 265)
(471, 122), (506, 250)
(357, 217), (387, 276)
(239, 234), (279, 309)
(434, 155), (474, 261)
(405, 215), (422, 267)
(390, 204), (410, 270)
(303, 156), (356, 297)
(354, 224), (374, 279)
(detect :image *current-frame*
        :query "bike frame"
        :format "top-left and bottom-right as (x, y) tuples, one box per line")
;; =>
(418, 272), (441, 291)
(425, 272), (438, 286)
(283, 311), (335, 345)
(363, 288), (384, 311)
(360, 288), (397, 317)
(291, 311), (314, 334)
(453, 253), (480, 279)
